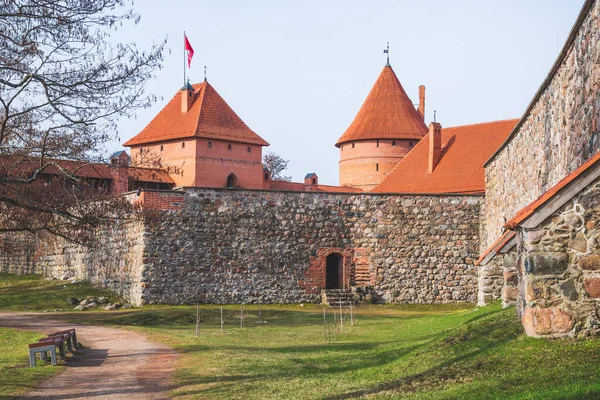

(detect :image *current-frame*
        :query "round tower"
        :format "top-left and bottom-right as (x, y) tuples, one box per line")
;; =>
(336, 64), (428, 191)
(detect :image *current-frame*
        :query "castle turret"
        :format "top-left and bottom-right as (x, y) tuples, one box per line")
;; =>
(336, 64), (428, 190)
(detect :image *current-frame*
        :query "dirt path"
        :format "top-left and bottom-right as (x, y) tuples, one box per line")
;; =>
(0, 312), (178, 399)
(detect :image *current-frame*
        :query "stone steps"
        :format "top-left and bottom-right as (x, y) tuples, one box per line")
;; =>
(321, 289), (355, 306)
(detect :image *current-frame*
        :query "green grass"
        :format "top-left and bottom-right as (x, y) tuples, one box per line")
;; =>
(0, 272), (122, 311)
(0, 327), (64, 398)
(2, 273), (600, 399)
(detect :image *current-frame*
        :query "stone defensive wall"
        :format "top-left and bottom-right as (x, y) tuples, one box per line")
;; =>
(0, 188), (481, 306)
(482, 0), (600, 250)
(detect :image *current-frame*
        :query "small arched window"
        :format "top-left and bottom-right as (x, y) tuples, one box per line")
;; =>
(226, 173), (238, 188)
(392, 141), (396, 146)
(160, 145), (164, 152)
(377, 140), (379, 147)
(376, 163), (379, 171)
(207, 142), (212, 149)
(139, 147), (143, 154)
(312, 178), (316, 184)
(247, 146), (251, 153)
(352, 143), (355, 149)
(182, 142), (185, 148)
(264, 173), (269, 180)
(228, 144), (232, 151)
(409, 141), (413, 147)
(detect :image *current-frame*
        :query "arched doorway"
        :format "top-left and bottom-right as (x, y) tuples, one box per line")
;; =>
(326, 253), (342, 289)
(226, 173), (238, 188)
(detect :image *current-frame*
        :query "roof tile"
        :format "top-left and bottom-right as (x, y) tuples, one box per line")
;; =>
(372, 119), (518, 194)
(336, 65), (427, 146)
(124, 82), (269, 147)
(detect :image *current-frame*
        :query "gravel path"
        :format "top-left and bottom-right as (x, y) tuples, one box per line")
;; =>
(0, 312), (178, 399)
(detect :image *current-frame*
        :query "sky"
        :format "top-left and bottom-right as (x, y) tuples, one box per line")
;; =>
(108, 0), (585, 185)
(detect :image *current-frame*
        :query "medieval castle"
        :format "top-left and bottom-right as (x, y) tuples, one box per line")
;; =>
(3, 0), (600, 339)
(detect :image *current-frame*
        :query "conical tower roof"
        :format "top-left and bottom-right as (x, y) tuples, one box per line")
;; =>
(335, 65), (427, 147)
(124, 81), (269, 147)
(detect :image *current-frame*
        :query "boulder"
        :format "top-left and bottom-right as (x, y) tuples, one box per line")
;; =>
(74, 305), (85, 311)
(67, 297), (79, 306)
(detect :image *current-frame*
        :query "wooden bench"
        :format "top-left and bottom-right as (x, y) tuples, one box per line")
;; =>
(28, 328), (78, 368)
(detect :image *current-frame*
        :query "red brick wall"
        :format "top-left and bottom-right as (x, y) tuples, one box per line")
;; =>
(301, 248), (355, 294)
(195, 138), (264, 189)
(134, 191), (185, 210)
(129, 138), (196, 187)
(339, 139), (417, 190)
(129, 138), (265, 189)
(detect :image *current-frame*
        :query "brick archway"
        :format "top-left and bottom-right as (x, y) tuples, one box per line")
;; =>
(302, 248), (356, 294)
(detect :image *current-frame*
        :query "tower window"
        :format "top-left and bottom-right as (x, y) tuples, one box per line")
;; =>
(139, 147), (143, 154)
(228, 144), (232, 151)
(312, 178), (316, 184)
(376, 163), (379, 171)
(352, 143), (355, 149)
(207, 141), (212, 149)
(160, 145), (164, 152)
(264, 173), (269, 180)
(377, 140), (379, 147)
(247, 146), (251, 153)
(409, 141), (413, 147)
(392, 141), (396, 146)
(182, 142), (185, 148)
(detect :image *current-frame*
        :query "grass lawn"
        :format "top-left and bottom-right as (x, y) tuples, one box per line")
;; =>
(0, 327), (64, 398)
(2, 273), (600, 399)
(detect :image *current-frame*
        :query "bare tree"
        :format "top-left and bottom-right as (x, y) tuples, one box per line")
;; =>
(263, 151), (291, 181)
(0, 0), (166, 243)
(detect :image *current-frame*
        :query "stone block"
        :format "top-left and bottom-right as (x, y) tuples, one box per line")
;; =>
(524, 252), (569, 275)
(568, 233), (588, 253)
(526, 280), (547, 301)
(560, 280), (578, 301)
(579, 255), (600, 271)
(503, 271), (518, 286)
(521, 307), (575, 336)
(584, 278), (600, 298)
(502, 286), (518, 301)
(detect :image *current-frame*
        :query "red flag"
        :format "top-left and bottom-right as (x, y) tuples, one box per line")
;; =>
(184, 34), (194, 68)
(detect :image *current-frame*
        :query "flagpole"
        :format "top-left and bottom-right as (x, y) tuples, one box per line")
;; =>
(183, 31), (186, 87)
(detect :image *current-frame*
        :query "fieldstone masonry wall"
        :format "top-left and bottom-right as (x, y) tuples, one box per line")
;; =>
(483, 1), (600, 250)
(1, 189), (482, 306)
(477, 257), (503, 306)
(1, 220), (147, 305)
(140, 189), (481, 305)
(517, 179), (600, 338)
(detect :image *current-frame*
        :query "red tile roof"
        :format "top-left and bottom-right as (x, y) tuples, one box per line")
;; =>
(269, 180), (363, 193)
(372, 119), (518, 194)
(0, 157), (173, 184)
(127, 167), (174, 184)
(1, 158), (115, 180)
(505, 150), (600, 230)
(316, 184), (363, 193)
(475, 230), (516, 266)
(124, 82), (269, 147)
(336, 65), (427, 147)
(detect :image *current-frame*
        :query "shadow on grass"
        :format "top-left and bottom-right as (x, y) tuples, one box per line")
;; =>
(327, 307), (524, 399)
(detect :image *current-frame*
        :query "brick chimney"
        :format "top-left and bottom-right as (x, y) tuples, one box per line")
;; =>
(428, 122), (442, 173)
(304, 173), (318, 191)
(418, 85), (425, 120)
(181, 82), (194, 113)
